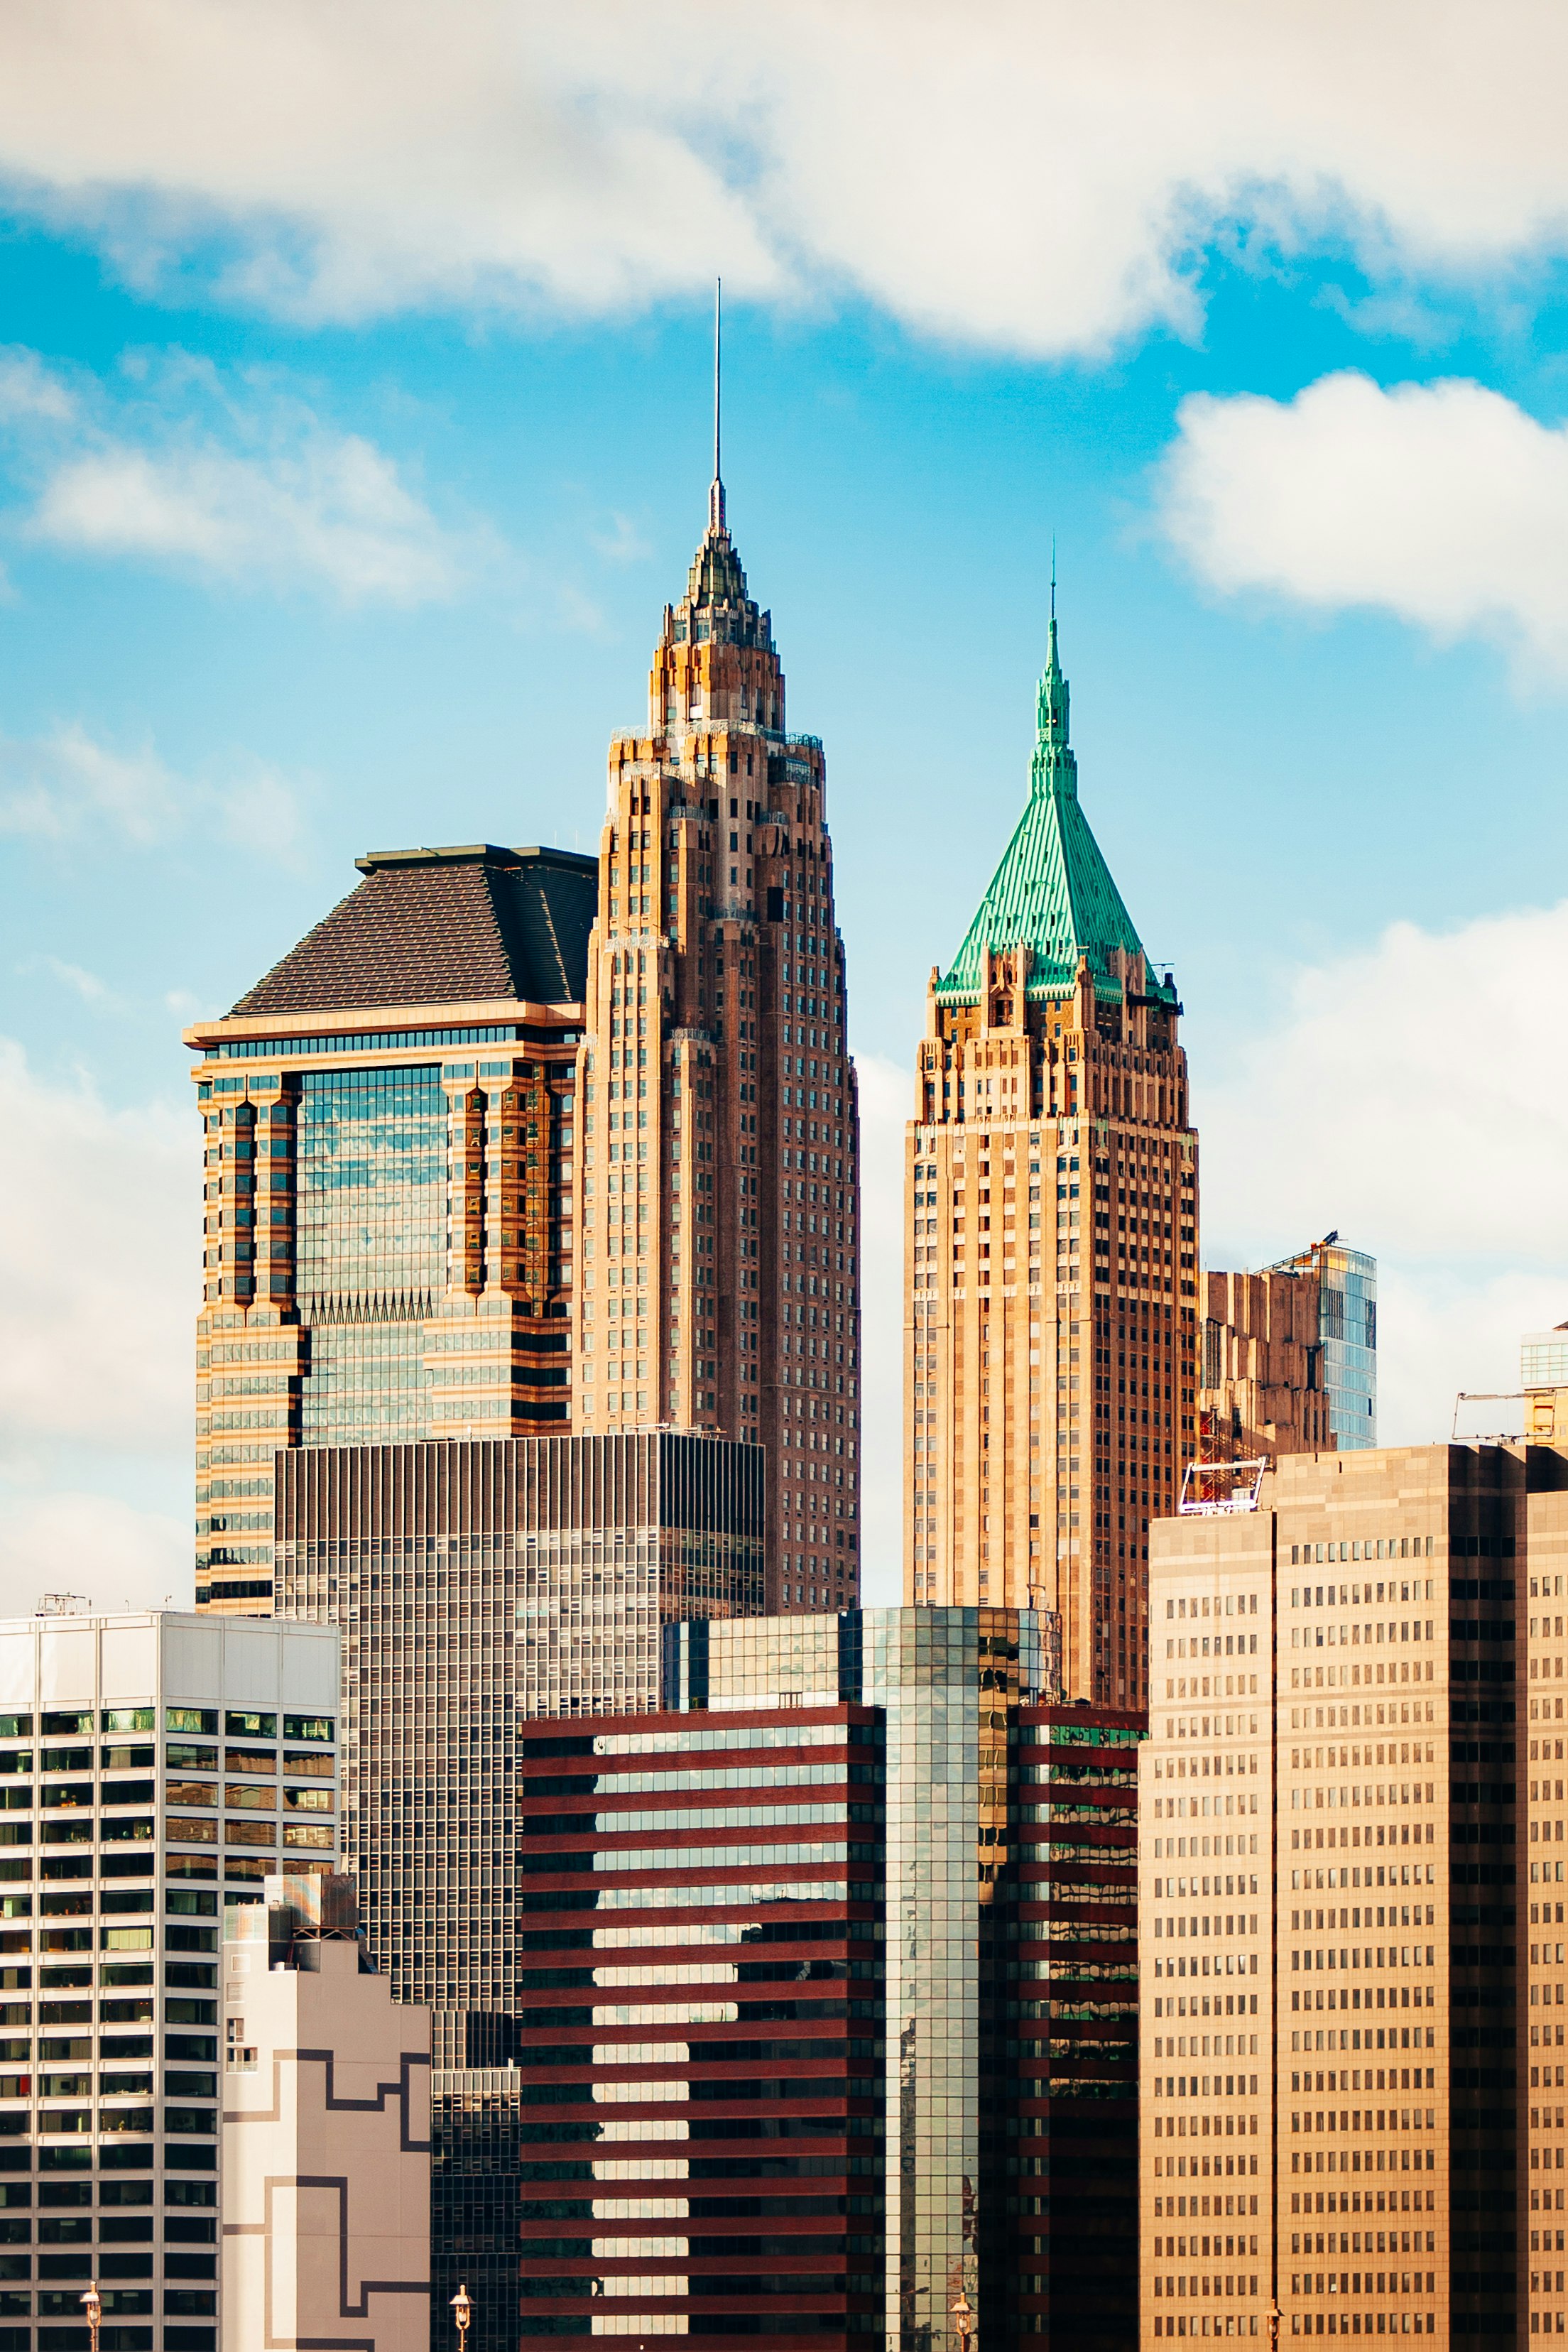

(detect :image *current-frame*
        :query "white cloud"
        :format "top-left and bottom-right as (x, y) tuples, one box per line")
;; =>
(0, 721), (180, 842)
(0, 1040), (198, 1466)
(0, 717), (306, 860)
(32, 432), (460, 603)
(39, 957), (118, 1007)
(0, 345), (469, 604)
(1, 4), (1568, 349)
(1159, 371), (1568, 671)
(1197, 897), (1568, 1445)
(0, 1492), (192, 1616)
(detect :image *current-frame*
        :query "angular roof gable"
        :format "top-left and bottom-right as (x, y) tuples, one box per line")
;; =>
(229, 844), (597, 1018)
(937, 622), (1175, 1009)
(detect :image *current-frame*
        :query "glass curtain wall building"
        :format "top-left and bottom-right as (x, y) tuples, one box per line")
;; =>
(1263, 1238), (1378, 1453)
(272, 1431), (764, 2015)
(503, 1699), (887, 2351)
(663, 1606), (1140, 2352)
(185, 842), (598, 1615)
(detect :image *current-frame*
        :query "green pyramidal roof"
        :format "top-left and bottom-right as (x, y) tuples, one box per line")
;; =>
(935, 619), (1176, 1009)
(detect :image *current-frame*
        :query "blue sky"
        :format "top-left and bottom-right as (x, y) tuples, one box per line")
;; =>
(4, 1), (1568, 1604)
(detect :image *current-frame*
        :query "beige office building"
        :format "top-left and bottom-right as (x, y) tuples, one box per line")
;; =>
(1141, 1440), (1562, 2349)
(220, 1876), (430, 2352)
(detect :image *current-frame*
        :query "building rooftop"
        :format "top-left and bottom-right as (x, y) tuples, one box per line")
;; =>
(228, 843), (598, 1018)
(937, 617), (1176, 1009)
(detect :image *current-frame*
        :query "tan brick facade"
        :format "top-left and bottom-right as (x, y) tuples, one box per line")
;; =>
(570, 483), (861, 1613)
(1142, 1442), (1568, 2349)
(1199, 1267), (1336, 1464)
(903, 620), (1196, 1705)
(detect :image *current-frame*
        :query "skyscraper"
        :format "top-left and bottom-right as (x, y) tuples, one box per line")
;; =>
(904, 614), (1197, 1706)
(1263, 1236), (1378, 1452)
(1140, 1439), (1547, 2351)
(185, 842), (597, 1614)
(0, 1606), (342, 2352)
(660, 1606), (1140, 2352)
(569, 454), (863, 1613)
(1197, 1266), (1340, 1465)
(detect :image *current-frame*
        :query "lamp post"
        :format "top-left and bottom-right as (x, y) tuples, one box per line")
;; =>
(452, 2282), (473, 2351)
(952, 2288), (976, 2352)
(80, 2285), (102, 2352)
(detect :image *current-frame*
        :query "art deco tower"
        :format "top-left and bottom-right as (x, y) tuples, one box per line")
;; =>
(570, 454), (863, 1613)
(904, 613), (1198, 1704)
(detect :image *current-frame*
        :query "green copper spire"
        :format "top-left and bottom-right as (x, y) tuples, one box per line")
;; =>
(935, 616), (1175, 1008)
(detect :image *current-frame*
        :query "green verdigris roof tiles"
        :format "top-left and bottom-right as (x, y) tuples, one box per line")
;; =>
(936, 619), (1175, 1009)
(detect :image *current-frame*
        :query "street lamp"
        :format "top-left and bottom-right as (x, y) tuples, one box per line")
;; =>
(80, 2285), (102, 2352)
(452, 2282), (473, 2350)
(952, 2288), (976, 2352)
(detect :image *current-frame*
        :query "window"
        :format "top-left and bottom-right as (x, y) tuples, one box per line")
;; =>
(224, 1714), (276, 1741)
(283, 1716), (334, 1746)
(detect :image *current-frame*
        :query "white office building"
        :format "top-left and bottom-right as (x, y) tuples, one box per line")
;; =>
(0, 1609), (339, 2352)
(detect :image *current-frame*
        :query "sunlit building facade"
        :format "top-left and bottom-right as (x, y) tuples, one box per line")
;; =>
(570, 462), (862, 1612)
(904, 615), (1198, 1707)
(1263, 1238), (1378, 1453)
(185, 842), (597, 1614)
(1138, 1440), (1568, 2351)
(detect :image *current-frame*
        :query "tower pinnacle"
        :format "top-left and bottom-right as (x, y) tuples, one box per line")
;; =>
(709, 278), (725, 535)
(1035, 597), (1071, 773)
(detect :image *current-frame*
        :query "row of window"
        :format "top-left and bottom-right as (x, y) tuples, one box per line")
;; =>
(1290, 1547), (1433, 1574)
(1158, 2233), (1259, 2258)
(0, 1713), (332, 1744)
(0, 1748), (324, 1779)
(1292, 1623), (1433, 1650)
(1287, 2270), (1434, 2297)
(1156, 2074), (1260, 2099)
(0, 2071), (214, 2099)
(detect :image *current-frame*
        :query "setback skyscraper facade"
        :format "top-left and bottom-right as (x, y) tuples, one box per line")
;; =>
(904, 616), (1198, 1707)
(570, 463), (862, 1612)
(185, 842), (597, 1614)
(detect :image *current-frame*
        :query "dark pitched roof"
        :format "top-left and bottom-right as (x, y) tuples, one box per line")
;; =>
(229, 845), (598, 1018)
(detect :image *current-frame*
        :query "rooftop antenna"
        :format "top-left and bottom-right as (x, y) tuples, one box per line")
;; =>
(1050, 535), (1056, 624)
(709, 278), (725, 533)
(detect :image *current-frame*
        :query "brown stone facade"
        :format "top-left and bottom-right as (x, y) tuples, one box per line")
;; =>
(1199, 1267), (1336, 1464)
(905, 947), (1197, 1705)
(570, 490), (861, 1614)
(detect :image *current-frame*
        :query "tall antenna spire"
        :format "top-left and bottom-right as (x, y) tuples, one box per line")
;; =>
(709, 278), (725, 533)
(1050, 534), (1057, 624)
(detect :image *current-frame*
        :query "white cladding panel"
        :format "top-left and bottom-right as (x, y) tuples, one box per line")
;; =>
(101, 1622), (159, 1701)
